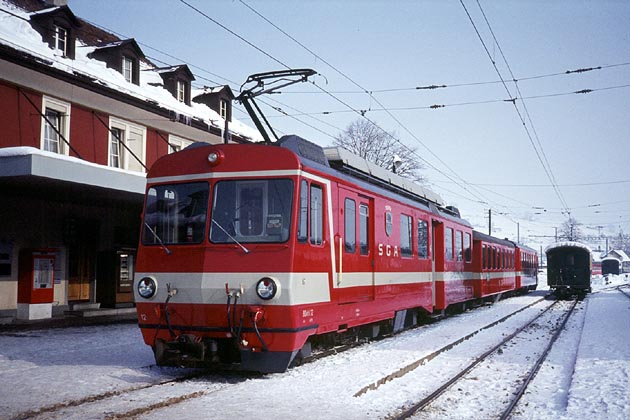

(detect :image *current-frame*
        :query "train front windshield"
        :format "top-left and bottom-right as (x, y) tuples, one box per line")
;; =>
(210, 179), (294, 243)
(142, 182), (210, 245)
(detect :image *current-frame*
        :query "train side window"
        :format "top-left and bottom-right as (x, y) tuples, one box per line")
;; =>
(417, 219), (429, 259)
(385, 211), (393, 237)
(310, 184), (323, 245)
(400, 214), (413, 257)
(455, 231), (463, 261)
(445, 227), (454, 261)
(344, 198), (356, 253)
(297, 180), (308, 242)
(482, 245), (487, 269)
(464, 233), (472, 262)
(359, 203), (369, 255)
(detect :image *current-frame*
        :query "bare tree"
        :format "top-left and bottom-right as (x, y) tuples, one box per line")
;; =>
(333, 119), (425, 183)
(558, 217), (584, 241)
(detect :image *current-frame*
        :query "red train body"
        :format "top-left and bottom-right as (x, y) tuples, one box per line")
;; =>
(134, 135), (538, 373)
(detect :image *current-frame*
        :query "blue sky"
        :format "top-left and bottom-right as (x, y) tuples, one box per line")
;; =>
(70, 0), (630, 251)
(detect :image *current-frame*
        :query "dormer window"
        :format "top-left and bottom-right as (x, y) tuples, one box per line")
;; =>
(89, 39), (144, 86)
(122, 56), (133, 83)
(154, 65), (195, 105)
(53, 25), (68, 56)
(29, 5), (81, 60)
(220, 99), (227, 119)
(177, 80), (186, 103)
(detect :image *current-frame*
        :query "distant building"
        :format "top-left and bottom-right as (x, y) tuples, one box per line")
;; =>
(0, 0), (259, 322)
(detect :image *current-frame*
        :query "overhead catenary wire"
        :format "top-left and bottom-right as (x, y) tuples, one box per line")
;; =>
(460, 0), (572, 218)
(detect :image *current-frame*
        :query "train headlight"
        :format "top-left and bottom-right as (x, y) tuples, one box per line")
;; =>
(207, 149), (224, 166)
(256, 277), (278, 300)
(138, 276), (158, 299)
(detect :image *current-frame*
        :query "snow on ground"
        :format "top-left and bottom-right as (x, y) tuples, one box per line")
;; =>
(1, 274), (628, 420)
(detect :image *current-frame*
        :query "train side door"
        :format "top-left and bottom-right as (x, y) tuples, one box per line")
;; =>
(335, 187), (375, 304)
(432, 219), (445, 310)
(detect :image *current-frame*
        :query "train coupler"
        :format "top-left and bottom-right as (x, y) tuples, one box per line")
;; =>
(154, 334), (209, 366)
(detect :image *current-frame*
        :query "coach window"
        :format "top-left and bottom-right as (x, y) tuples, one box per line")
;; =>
(344, 198), (356, 253)
(297, 180), (308, 242)
(359, 204), (369, 255)
(418, 219), (429, 259)
(445, 227), (454, 261)
(400, 214), (413, 257)
(455, 231), (463, 261)
(481, 245), (488, 270)
(310, 184), (323, 245)
(385, 211), (393, 237)
(464, 232), (472, 262)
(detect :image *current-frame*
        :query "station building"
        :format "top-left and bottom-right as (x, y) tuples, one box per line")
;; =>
(0, 0), (259, 322)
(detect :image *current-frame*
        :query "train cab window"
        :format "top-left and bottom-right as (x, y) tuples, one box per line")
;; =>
(400, 214), (413, 257)
(445, 227), (454, 261)
(464, 233), (472, 262)
(310, 184), (323, 245)
(344, 198), (356, 253)
(210, 179), (293, 243)
(359, 204), (369, 255)
(143, 182), (209, 245)
(455, 231), (463, 261)
(417, 219), (429, 259)
(298, 180), (308, 242)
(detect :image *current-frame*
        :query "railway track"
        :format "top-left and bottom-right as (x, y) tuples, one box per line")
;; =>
(388, 297), (579, 420)
(10, 369), (245, 420)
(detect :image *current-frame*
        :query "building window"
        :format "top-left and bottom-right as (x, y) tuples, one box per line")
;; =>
(41, 97), (70, 155)
(169, 135), (192, 154)
(219, 99), (227, 118)
(53, 25), (68, 56)
(122, 56), (133, 83)
(109, 127), (123, 167)
(177, 80), (186, 102)
(109, 118), (146, 172)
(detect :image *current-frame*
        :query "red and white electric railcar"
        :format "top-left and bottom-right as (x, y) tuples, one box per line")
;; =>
(134, 135), (536, 373)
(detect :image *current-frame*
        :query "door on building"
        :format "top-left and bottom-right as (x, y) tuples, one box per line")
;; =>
(66, 219), (97, 302)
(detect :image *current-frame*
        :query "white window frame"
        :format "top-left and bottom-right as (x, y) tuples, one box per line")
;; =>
(219, 99), (227, 119)
(122, 56), (133, 83)
(176, 80), (186, 102)
(53, 25), (68, 56)
(168, 134), (193, 154)
(40, 96), (71, 156)
(109, 117), (146, 172)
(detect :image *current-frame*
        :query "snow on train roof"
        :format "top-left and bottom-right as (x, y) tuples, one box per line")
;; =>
(545, 241), (592, 254)
(323, 146), (445, 207)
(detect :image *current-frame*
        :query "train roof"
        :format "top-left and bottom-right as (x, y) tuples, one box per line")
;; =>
(544, 241), (592, 254)
(472, 230), (516, 248)
(277, 135), (461, 217)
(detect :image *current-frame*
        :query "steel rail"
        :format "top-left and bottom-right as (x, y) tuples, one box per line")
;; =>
(499, 299), (578, 419)
(392, 298), (570, 420)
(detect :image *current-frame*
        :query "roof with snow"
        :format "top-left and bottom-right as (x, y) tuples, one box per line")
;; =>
(544, 241), (593, 254)
(0, 0), (262, 142)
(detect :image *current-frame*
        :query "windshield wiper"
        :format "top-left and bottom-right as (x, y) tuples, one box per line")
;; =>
(144, 222), (172, 255)
(212, 219), (250, 254)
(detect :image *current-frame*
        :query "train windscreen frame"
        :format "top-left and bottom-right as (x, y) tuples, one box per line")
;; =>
(210, 178), (294, 244)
